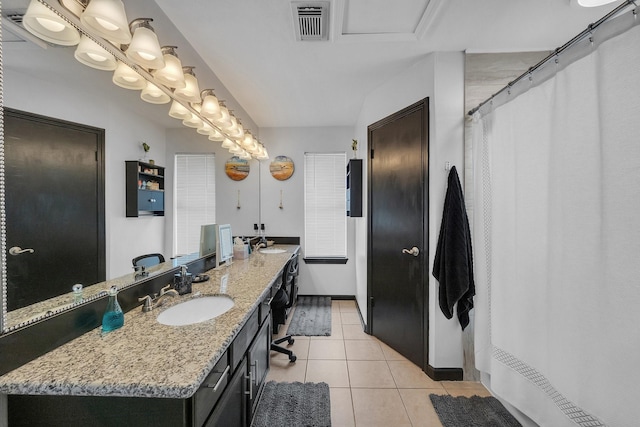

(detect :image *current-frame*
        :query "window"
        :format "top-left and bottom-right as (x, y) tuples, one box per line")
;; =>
(304, 152), (347, 261)
(174, 154), (216, 256)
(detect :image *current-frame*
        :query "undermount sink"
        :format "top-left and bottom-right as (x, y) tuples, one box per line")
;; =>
(259, 248), (286, 254)
(156, 296), (234, 326)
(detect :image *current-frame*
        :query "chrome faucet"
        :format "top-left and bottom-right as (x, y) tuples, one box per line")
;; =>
(138, 285), (179, 312)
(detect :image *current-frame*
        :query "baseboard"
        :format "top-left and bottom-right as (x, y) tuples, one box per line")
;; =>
(426, 365), (464, 381)
(297, 294), (355, 300)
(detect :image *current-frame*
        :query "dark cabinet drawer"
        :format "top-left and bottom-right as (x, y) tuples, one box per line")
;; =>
(231, 309), (259, 372)
(204, 357), (247, 427)
(193, 351), (230, 427)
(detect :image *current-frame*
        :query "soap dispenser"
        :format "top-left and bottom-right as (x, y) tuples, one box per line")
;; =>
(173, 265), (193, 295)
(102, 286), (124, 335)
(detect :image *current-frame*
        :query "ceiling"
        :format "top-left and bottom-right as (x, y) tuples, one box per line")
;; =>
(153, 0), (618, 128)
(1, 0), (622, 129)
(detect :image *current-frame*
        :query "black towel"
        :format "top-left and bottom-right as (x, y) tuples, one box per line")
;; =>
(432, 166), (475, 330)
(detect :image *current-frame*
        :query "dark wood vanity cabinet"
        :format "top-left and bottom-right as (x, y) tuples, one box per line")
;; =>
(125, 160), (165, 217)
(7, 304), (272, 427)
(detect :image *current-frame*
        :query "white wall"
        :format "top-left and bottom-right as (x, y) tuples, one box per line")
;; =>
(255, 127), (357, 297)
(354, 52), (466, 369)
(164, 126), (357, 297)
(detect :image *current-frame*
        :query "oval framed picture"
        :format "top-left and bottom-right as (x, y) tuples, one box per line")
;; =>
(225, 156), (250, 181)
(270, 155), (295, 181)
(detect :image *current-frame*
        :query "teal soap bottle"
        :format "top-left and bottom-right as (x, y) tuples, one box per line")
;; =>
(102, 286), (124, 334)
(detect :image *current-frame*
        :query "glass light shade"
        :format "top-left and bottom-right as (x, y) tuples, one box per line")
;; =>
(168, 100), (191, 120)
(141, 81), (170, 104)
(577, 0), (617, 6)
(174, 72), (201, 103)
(208, 128), (225, 142)
(214, 105), (232, 128)
(257, 146), (269, 160)
(197, 122), (214, 135)
(231, 122), (245, 140)
(201, 93), (222, 120)
(182, 104), (203, 128)
(239, 151), (251, 160)
(221, 138), (235, 149)
(80, 0), (131, 44)
(74, 35), (117, 71)
(112, 61), (145, 89)
(126, 23), (164, 69)
(153, 49), (186, 89)
(229, 144), (243, 154)
(240, 133), (254, 149)
(23, 0), (80, 46)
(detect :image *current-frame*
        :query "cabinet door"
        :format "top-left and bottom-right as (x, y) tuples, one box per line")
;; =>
(247, 319), (271, 422)
(137, 189), (164, 212)
(205, 358), (247, 427)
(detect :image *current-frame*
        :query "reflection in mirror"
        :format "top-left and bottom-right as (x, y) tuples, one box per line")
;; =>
(0, 0), (177, 332)
(0, 0), (262, 334)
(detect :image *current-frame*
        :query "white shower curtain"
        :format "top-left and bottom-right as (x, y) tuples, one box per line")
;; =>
(473, 12), (640, 427)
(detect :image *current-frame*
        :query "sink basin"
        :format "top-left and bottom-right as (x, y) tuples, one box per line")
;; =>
(260, 248), (286, 254)
(157, 296), (234, 326)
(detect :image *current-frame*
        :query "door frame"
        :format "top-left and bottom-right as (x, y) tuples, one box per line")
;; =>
(4, 107), (107, 289)
(366, 98), (430, 372)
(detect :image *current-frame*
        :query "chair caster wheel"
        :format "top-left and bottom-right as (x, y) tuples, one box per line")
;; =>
(289, 355), (297, 363)
(288, 338), (295, 345)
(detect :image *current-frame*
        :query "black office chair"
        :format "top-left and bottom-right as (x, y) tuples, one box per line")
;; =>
(132, 253), (165, 268)
(271, 254), (299, 362)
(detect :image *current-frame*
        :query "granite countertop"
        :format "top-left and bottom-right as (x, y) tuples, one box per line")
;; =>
(0, 245), (297, 399)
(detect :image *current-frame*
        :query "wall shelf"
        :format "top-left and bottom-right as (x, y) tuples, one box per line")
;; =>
(347, 159), (362, 217)
(126, 160), (165, 217)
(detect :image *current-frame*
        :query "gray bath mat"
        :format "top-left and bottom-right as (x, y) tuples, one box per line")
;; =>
(252, 381), (331, 427)
(286, 296), (331, 336)
(429, 394), (521, 427)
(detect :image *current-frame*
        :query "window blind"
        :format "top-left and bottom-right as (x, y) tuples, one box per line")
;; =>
(174, 154), (216, 256)
(304, 152), (347, 258)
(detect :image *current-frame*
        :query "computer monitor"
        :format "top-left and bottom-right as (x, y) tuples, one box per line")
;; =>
(216, 224), (234, 267)
(199, 224), (217, 257)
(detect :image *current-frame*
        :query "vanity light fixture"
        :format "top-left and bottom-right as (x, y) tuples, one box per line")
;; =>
(140, 81), (171, 104)
(126, 18), (165, 70)
(200, 89), (222, 120)
(168, 100), (191, 120)
(25, 0), (270, 160)
(80, 0), (131, 44)
(153, 46), (186, 89)
(112, 61), (146, 89)
(174, 67), (202, 103)
(23, 0), (81, 46)
(74, 34), (117, 70)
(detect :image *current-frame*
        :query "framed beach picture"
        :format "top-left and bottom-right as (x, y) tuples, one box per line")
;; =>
(225, 156), (250, 181)
(270, 156), (295, 181)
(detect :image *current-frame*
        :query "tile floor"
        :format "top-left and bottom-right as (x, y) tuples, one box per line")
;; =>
(267, 299), (491, 427)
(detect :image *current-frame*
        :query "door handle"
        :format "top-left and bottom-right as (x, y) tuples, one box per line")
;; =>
(402, 246), (420, 257)
(9, 246), (35, 256)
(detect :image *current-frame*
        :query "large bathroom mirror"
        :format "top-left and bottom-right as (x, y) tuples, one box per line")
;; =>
(0, 0), (224, 333)
(0, 0), (262, 335)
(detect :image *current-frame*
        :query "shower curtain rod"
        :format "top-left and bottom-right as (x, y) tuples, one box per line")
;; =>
(467, 0), (637, 116)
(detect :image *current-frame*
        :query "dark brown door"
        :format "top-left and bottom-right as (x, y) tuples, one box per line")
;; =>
(5, 108), (105, 311)
(368, 99), (429, 369)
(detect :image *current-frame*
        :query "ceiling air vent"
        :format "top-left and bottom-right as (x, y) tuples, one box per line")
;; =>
(292, 1), (330, 41)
